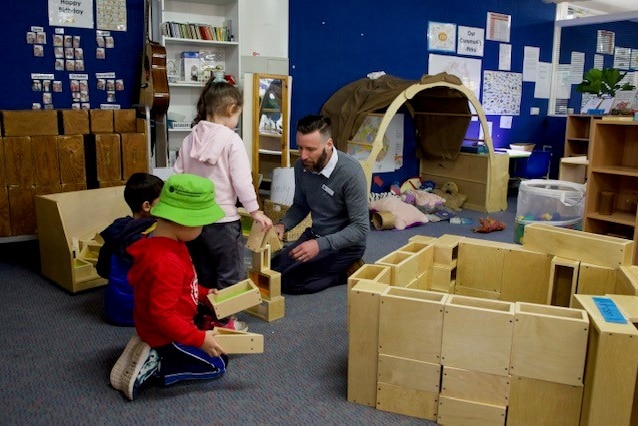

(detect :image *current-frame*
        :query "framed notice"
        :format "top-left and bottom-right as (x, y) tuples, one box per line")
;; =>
(428, 22), (457, 53)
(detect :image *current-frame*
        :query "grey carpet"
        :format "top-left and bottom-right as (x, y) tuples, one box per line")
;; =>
(0, 196), (518, 424)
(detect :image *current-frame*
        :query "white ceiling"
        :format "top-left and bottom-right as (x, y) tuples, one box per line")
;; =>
(570, 0), (637, 14)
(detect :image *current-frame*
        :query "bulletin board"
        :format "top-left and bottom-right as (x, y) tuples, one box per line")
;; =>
(0, 0), (145, 111)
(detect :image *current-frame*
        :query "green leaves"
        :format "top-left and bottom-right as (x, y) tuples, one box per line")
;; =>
(576, 67), (636, 97)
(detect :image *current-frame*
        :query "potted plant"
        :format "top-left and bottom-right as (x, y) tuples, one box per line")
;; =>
(576, 67), (635, 98)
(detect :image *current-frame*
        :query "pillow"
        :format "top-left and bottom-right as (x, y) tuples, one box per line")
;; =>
(369, 196), (428, 230)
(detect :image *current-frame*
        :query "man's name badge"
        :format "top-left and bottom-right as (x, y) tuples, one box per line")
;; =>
(321, 184), (334, 196)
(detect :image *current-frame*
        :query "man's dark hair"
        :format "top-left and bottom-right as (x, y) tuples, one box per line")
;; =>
(123, 173), (164, 213)
(297, 115), (332, 139)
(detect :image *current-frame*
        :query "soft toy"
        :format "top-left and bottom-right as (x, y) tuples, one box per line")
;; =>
(473, 216), (506, 233)
(433, 181), (468, 212)
(369, 195), (428, 230)
(402, 189), (446, 213)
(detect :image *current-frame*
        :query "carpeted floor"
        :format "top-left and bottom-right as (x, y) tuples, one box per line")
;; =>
(0, 197), (517, 424)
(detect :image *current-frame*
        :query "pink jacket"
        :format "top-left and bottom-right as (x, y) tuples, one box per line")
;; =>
(174, 121), (259, 222)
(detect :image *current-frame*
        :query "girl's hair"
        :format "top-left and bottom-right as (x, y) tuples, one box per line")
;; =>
(193, 80), (243, 124)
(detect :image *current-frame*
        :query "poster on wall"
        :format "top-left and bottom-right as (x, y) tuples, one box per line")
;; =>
(97, 0), (127, 31)
(482, 71), (522, 115)
(613, 47), (631, 70)
(428, 53), (482, 101)
(596, 30), (615, 55)
(48, 0), (94, 29)
(457, 26), (484, 57)
(486, 12), (511, 43)
(427, 22), (457, 53)
(347, 114), (404, 173)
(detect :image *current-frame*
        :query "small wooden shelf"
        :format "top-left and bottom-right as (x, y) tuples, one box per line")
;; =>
(163, 37), (238, 46)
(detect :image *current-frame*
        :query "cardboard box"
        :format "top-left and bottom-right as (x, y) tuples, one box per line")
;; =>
(2, 110), (58, 136)
(181, 51), (200, 82)
(35, 186), (129, 293)
(208, 279), (262, 319)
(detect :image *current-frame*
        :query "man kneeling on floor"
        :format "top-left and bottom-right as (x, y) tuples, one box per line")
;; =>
(272, 115), (369, 295)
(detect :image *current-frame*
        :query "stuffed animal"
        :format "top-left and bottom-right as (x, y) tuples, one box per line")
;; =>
(369, 195), (428, 230)
(402, 189), (446, 213)
(473, 216), (506, 233)
(432, 181), (468, 212)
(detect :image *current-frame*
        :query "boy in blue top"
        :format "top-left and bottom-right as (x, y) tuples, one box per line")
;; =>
(97, 173), (164, 326)
(272, 115), (369, 294)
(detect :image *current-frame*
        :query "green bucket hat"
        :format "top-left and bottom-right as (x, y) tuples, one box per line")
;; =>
(151, 173), (225, 226)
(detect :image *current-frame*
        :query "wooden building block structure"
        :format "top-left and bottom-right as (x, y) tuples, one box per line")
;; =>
(575, 262), (616, 297)
(547, 256), (580, 307)
(208, 279), (262, 319)
(375, 251), (419, 286)
(440, 366), (510, 407)
(213, 328), (264, 354)
(437, 395), (506, 426)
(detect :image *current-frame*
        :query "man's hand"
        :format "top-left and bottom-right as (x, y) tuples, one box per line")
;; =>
(289, 239), (319, 263)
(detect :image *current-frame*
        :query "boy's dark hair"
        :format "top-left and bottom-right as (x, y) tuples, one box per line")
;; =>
(123, 173), (164, 214)
(297, 115), (332, 139)
(194, 81), (243, 124)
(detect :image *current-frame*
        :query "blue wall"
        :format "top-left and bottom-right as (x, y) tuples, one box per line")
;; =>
(289, 0), (562, 190)
(0, 0), (144, 110)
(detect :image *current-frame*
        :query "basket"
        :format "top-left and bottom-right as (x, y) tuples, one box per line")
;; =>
(372, 211), (395, 230)
(264, 199), (312, 242)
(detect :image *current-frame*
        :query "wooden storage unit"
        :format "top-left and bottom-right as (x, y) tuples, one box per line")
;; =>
(559, 114), (597, 183)
(583, 120), (638, 264)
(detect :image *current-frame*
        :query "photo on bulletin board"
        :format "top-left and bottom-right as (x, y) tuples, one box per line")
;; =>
(427, 22), (457, 53)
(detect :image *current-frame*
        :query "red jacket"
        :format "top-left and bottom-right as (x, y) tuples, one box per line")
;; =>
(127, 236), (208, 348)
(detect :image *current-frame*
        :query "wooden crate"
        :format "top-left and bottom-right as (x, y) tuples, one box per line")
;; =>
(208, 279), (262, 319)
(433, 234), (463, 265)
(440, 366), (510, 406)
(8, 185), (36, 235)
(35, 186), (129, 292)
(57, 135), (86, 184)
(113, 109), (137, 133)
(121, 132), (148, 179)
(95, 133), (122, 182)
(500, 248), (552, 304)
(32, 135), (60, 185)
(441, 295), (515, 376)
(248, 268), (281, 299)
(573, 294), (638, 426)
(213, 328), (264, 354)
(510, 302), (589, 386)
(437, 395), (506, 426)
(4, 136), (34, 185)
(59, 109), (89, 135)
(548, 256), (579, 307)
(378, 287), (448, 363)
(2, 110), (58, 136)
(347, 280), (389, 407)
(457, 239), (507, 293)
(244, 295), (285, 322)
(375, 251), (419, 286)
(507, 376), (583, 426)
(395, 241), (433, 275)
(432, 262), (456, 292)
(89, 109), (114, 133)
(347, 263), (391, 292)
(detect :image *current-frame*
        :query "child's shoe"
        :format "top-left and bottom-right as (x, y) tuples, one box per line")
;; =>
(109, 333), (141, 389)
(111, 336), (159, 400)
(214, 316), (248, 332)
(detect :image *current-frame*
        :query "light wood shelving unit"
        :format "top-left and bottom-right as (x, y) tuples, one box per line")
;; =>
(559, 114), (602, 183)
(583, 119), (638, 264)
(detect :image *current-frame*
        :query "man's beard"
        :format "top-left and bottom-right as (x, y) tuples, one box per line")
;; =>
(304, 147), (328, 173)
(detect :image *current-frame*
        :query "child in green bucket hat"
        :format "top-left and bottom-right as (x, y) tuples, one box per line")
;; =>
(110, 173), (230, 401)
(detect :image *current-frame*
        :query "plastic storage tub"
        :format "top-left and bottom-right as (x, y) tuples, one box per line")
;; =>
(514, 179), (585, 244)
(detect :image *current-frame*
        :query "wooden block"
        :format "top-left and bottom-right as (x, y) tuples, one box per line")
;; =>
(2, 110), (58, 136)
(60, 182), (87, 192)
(59, 109), (89, 135)
(431, 261), (456, 291)
(95, 133), (122, 182)
(378, 354), (440, 392)
(378, 287), (448, 363)
(433, 234), (463, 265)
(440, 366), (510, 406)
(441, 295), (515, 376)
(607, 294), (638, 322)
(457, 239), (505, 292)
(113, 109), (137, 133)
(548, 256), (579, 307)
(347, 263), (391, 292)
(616, 265), (638, 296)
(510, 302), (589, 386)
(376, 383), (438, 421)
(212, 328), (264, 354)
(89, 109), (114, 133)
(408, 234), (437, 245)
(8, 185), (36, 235)
(376, 250), (418, 286)
(395, 241), (433, 275)
(35, 184), (62, 196)
(577, 262), (616, 296)
(121, 133), (148, 179)
(348, 280), (388, 407)
(0, 187), (10, 237)
(572, 294), (638, 426)
(500, 248), (552, 304)
(414, 270), (431, 290)
(32, 135), (60, 185)
(437, 395), (506, 426)
(523, 222), (634, 267)
(250, 245), (271, 272)
(454, 285), (500, 300)
(507, 376), (583, 426)
(0, 137), (5, 187)
(3, 136), (34, 185)
(57, 135), (86, 184)
(77, 239), (101, 266)
(245, 220), (282, 252)
(208, 279), (262, 319)
(244, 295), (284, 322)
(248, 268), (281, 299)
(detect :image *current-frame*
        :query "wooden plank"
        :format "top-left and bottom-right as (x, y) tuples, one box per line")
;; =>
(500, 248), (552, 304)
(347, 280), (388, 407)
(376, 383), (438, 421)
(507, 376), (583, 426)
(457, 239), (505, 292)
(510, 302), (589, 386)
(378, 287), (448, 364)
(437, 395), (506, 426)
(616, 265), (638, 296)
(440, 365), (510, 406)
(377, 354), (440, 392)
(522, 222), (634, 267)
(576, 262), (616, 296)
(454, 285), (500, 300)
(441, 295), (514, 376)
(547, 256), (579, 307)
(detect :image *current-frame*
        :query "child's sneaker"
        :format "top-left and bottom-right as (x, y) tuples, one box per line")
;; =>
(214, 316), (248, 332)
(111, 337), (160, 400)
(110, 333), (142, 389)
